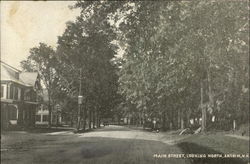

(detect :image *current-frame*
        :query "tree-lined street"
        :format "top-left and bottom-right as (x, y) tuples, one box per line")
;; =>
(18, 0), (249, 133)
(1, 126), (188, 164)
(1, 126), (249, 164)
(1, 1), (249, 164)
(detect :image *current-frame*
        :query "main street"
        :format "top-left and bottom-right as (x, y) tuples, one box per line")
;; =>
(1, 126), (189, 164)
(1, 126), (248, 164)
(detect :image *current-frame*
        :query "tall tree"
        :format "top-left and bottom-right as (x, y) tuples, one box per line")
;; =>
(21, 43), (59, 127)
(56, 1), (122, 130)
(116, 0), (249, 131)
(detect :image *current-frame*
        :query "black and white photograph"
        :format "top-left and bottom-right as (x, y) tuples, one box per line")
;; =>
(1, 1), (249, 164)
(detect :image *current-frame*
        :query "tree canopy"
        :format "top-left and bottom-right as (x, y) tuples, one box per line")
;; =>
(21, 0), (248, 131)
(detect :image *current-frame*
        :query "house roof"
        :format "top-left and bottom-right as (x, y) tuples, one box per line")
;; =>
(20, 72), (39, 86)
(1, 64), (27, 86)
(0, 61), (21, 72)
(1, 61), (39, 87)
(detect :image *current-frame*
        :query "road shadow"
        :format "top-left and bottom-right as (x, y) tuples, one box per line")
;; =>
(93, 126), (132, 132)
(26, 127), (74, 133)
(177, 142), (248, 164)
(80, 142), (114, 159)
(1, 127), (74, 135)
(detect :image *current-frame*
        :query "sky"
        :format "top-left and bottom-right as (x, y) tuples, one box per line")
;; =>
(1, 1), (80, 69)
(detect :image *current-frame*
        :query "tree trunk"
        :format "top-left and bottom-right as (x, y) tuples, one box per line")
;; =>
(170, 122), (173, 130)
(181, 115), (185, 129)
(138, 113), (140, 126)
(97, 111), (100, 128)
(96, 111), (98, 128)
(70, 114), (74, 127)
(169, 109), (173, 130)
(82, 106), (86, 131)
(77, 104), (81, 131)
(207, 67), (214, 124)
(178, 108), (181, 129)
(207, 57), (214, 129)
(93, 110), (96, 129)
(173, 108), (177, 129)
(201, 80), (206, 132)
(96, 110), (98, 128)
(88, 110), (92, 129)
(186, 110), (191, 128)
(48, 90), (52, 128)
(139, 112), (142, 126)
(162, 111), (166, 131)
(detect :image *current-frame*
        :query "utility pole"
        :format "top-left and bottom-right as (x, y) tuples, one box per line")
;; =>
(77, 68), (82, 131)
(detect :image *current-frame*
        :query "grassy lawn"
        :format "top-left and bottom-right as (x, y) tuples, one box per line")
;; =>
(176, 133), (249, 164)
(178, 133), (249, 154)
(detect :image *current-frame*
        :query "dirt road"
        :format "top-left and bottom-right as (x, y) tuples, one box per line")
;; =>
(1, 126), (189, 164)
(1, 125), (248, 164)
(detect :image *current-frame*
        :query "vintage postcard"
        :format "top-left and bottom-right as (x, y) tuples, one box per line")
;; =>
(1, 1), (249, 164)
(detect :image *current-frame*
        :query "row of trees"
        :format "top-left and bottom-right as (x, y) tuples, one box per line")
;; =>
(116, 1), (249, 131)
(21, 0), (248, 132)
(21, 1), (122, 130)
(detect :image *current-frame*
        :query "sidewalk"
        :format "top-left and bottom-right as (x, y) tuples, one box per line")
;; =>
(125, 125), (249, 155)
(225, 134), (249, 141)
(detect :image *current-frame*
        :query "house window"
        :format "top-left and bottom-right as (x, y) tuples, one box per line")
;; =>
(30, 91), (36, 102)
(17, 88), (21, 100)
(9, 85), (13, 99)
(9, 106), (18, 120)
(24, 90), (31, 101)
(40, 104), (43, 111)
(36, 108), (40, 113)
(42, 115), (48, 122)
(15, 72), (19, 80)
(14, 87), (18, 100)
(1, 86), (4, 98)
(36, 115), (41, 122)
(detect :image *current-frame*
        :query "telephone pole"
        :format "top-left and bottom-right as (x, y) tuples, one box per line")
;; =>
(77, 68), (82, 131)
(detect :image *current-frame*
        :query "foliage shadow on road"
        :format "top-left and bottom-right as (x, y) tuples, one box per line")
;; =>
(1, 127), (74, 135)
(92, 127), (132, 132)
(177, 142), (248, 164)
(77, 137), (186, 164)
(27, 127), (74, 133)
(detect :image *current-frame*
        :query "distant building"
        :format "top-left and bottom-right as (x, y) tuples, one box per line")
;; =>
(35, 89), (49, 126)
(35, 103), (49, 125)
(35, 89), (63, 126)
(1, 61), (42, 130)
